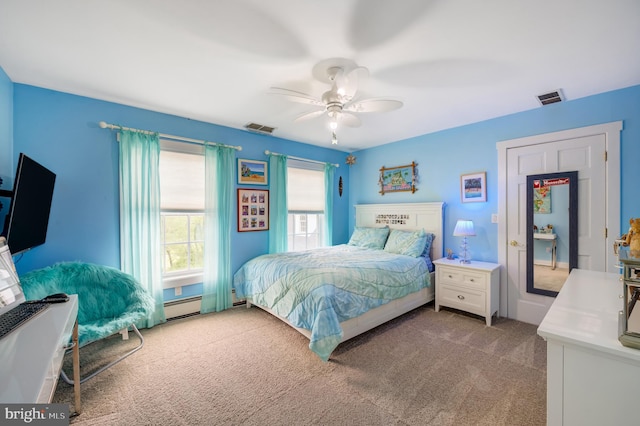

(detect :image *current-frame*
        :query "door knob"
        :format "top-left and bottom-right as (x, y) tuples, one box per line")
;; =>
(510, 240), (519, 247)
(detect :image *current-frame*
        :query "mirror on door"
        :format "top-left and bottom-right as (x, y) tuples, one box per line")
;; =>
(526, 171), (578, 296)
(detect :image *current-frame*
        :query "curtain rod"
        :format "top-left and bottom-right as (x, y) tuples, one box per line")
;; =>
(99, 121), (242, 151)
(264, 150), (339, 168)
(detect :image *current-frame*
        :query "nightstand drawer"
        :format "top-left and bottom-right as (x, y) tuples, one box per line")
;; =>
(438, 266), (487, 290)
(438, 284), (485, 315)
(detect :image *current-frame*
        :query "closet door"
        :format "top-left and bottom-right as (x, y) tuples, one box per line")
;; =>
(498, 122), (620, 325)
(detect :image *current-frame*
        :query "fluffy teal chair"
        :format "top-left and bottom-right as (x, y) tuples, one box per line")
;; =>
(20, 261), (155, 384)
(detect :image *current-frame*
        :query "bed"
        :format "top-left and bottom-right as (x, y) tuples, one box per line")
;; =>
(233, 202), (444, 361)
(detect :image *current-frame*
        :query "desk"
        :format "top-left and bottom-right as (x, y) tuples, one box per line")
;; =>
(0, 295), (80, 412)
(534, 232), (557, 269)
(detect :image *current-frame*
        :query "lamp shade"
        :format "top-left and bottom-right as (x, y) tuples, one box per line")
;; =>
(453, 220), (476, 237)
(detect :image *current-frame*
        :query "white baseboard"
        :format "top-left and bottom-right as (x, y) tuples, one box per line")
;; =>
(165, 298), (201, 319)
(164, 292), (246, 320)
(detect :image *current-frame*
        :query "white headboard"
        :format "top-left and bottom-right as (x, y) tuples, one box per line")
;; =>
(354, 202), (445, 260)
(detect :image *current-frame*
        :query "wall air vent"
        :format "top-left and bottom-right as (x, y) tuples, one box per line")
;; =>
(537, 90), (564, 106)
(244, 122), (276, 135)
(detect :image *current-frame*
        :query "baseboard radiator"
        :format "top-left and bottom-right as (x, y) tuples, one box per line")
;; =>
(164, 291), (245, 321)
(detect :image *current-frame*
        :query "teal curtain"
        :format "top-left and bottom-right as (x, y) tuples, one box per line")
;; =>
(323, 163), (336, 246)
(118, 130), (166, 328)
(201, 144), (236, 313)
(268, 153), (288, 253)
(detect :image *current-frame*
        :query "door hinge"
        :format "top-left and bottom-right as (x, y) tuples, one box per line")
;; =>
(605, 228), (608, 238)
(604, 151), (608, 162)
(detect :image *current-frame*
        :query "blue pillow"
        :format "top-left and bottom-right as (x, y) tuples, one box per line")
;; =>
(384, 229), (427, 257)
(348, 226), (390, 249)
(420, 232), (435, 258)
(421, 233), (435, 272)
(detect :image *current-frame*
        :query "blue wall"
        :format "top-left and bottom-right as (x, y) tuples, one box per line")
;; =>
(4, 66), (640, 283)
(349, 85), (640, 263)
(0, 67), (12, 223)
(9, 84), (350, 276)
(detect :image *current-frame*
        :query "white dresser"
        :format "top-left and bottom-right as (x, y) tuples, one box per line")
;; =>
(537, 269), (640, 426)
(433, 258), (500, 326)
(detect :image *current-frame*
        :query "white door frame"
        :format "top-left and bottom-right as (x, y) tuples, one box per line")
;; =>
(497, 121), (622, 318)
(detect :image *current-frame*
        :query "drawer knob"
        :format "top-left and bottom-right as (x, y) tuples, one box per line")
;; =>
(457, 295), (465, 300)
(469, 278), (475, 282)
(448, 274), (453, 278)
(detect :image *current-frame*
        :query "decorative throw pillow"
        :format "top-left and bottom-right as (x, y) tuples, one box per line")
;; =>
(347, 226), (390, 249)
(384, 229), (427, 257)
(420, 232), (435, 259)
(421, 233), (435, 272)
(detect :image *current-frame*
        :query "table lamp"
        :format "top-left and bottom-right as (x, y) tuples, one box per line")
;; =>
(453, 219), (476, 263)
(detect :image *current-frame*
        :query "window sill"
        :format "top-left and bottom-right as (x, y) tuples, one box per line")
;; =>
(163, 272), (203, 289)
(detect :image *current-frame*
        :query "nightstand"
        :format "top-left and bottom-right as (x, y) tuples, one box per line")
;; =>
(433, 258), (500, 326)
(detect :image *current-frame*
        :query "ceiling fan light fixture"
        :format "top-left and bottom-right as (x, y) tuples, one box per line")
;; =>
(270, 58), (402, 143)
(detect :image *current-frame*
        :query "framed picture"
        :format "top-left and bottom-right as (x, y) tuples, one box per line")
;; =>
(237, 159), (268, 185)
(237, 188), (269, 232)
(378, 162), (418, 195)
(461, 172), (487, 203)
(533, 181), (552, 213)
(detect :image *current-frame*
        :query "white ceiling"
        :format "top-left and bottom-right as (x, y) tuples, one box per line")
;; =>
(1, 0), (639, 152)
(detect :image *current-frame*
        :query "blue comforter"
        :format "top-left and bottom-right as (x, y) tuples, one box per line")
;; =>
(233, 245), (431, 361)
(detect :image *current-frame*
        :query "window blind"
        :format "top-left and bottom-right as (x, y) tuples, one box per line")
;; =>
(159, 150), (204, 211)
(287, 161), (325, 212)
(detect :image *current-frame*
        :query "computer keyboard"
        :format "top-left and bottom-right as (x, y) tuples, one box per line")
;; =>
(0, 302), (49, 340)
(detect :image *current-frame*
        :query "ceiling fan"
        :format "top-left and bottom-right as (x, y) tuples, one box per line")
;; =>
(269, 58), (403, 144)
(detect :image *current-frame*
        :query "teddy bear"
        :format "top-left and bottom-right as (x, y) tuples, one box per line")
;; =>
(625, 218), (640, 257)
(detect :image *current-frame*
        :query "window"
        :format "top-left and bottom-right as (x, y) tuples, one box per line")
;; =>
(161, 213), (204, 273)
(287, 160), (325, 251)
(159, 141), (205, 288)
(288, 213), (321, 251)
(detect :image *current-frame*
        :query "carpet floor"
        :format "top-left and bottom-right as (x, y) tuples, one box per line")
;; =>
(54, 303), (547, 425)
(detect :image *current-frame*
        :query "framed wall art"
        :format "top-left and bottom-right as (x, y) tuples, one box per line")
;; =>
(378, 162), (418, 195)
(237, 158), (268, 185)
(237, 188), (269, 232)
(461, 172), (487, 203)
(533, 181), (552, 213)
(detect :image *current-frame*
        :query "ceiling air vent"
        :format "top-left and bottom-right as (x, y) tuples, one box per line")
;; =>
(244, 122), (276, 135)
(537, 90), (563, 106)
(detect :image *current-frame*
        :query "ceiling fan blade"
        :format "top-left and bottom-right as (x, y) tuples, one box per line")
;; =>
(268, 87), (323, 106)
(335, 66), (369, 101)
(345, 98), (403, 113)
(294, 109), (326, 122)
(339, 112), (362, 127)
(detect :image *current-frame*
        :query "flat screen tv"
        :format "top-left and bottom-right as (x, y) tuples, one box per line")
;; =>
(1, 153), (56, 255)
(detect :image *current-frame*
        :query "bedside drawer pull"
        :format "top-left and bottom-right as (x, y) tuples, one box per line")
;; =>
(448, 274), (453, 279)
(469, 278), (475, 282)
(457, 295), (465, 300)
